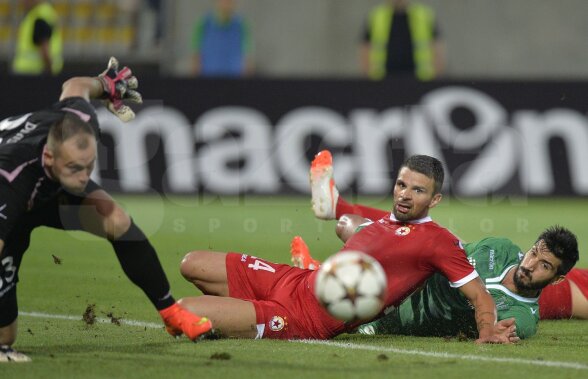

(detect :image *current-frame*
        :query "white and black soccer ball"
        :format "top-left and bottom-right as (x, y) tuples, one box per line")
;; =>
(314, 250), (387, 322)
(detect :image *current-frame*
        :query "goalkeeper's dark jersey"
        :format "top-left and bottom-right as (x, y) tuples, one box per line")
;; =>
(358, 237), (540, 339)
(0, 98), (99, 240)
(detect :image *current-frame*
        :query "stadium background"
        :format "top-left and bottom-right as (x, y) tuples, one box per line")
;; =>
(2, 0), (588, 197)
(3, 0), (588, 78)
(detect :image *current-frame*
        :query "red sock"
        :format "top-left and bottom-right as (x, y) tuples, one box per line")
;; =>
(335, 197), (389, 220)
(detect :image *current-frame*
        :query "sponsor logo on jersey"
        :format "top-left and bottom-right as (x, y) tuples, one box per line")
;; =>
(5, 121), (39, 144)
(269, 315), (287, 332)
(488, 249), (495, 270)
(494, 296), (509, 311)
(241, 254), (248, 262)
(0, 113), (31, 132)
(530, 308), (537, 315)
(395, 226), (411, 236)
(0, 204), (6, 220)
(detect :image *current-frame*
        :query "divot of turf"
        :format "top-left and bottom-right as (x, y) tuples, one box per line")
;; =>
(210, 352), (232, 360)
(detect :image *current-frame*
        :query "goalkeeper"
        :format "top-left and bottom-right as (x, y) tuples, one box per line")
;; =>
(0, 58), (211, 363)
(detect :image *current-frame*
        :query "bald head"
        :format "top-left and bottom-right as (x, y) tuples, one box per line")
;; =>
(47, 113), (96, 156)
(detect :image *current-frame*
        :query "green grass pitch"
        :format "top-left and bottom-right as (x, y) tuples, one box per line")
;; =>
(3, 195), (588, 378)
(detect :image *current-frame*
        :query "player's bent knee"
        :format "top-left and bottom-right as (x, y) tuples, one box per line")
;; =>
(336, 215), (357, 242)
(108, 207), (132, 239)
(83, 191), (132, 239)
(180, 251), (229, 295)
(335, 218), (347, 239)
(180, 251), (210, 281)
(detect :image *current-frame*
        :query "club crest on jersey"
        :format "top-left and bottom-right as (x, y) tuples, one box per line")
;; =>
(395, 226), (411, 236)
(269, 316), (287, 332)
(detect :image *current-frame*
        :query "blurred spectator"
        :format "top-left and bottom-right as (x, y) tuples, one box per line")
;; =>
(360, 0), (444, 80)
(146, 0), (164, 46)
(12, 0), (63, 75)
(191, 0), (254, 77)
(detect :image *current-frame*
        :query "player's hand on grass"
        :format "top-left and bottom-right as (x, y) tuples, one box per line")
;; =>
(98, 56), (143, 122)
(475, 317), (519, 344)
(496, 317), (520, 343)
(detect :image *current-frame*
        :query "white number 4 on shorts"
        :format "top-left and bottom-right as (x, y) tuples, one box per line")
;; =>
(248, 260), (276, 273)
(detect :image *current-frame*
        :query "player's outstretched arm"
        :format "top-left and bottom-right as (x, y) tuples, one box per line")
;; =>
(459, 277), (517, 344)
(60, 77), (104, 102)
(60, 57), (142, 122)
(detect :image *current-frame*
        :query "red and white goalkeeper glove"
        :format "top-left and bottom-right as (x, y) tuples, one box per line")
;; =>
(97, 56), (142, 122)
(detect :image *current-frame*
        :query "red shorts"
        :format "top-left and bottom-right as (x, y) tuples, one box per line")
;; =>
(539, 268), (588, 319)
(225, 253), (344, 339)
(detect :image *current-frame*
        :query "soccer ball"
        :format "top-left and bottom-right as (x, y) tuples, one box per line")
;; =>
(314, 250), (387, 322)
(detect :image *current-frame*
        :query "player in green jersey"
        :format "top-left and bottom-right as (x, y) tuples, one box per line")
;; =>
(356, 234), (568, 339)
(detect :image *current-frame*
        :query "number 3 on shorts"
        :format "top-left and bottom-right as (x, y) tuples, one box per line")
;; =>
(248, 259), (276, 273)
(0, 256), (17, 290)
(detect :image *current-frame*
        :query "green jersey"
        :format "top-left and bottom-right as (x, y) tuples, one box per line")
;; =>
(358, 237), (539, 339)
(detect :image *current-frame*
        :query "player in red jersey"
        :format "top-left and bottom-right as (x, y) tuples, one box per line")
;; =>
(305, 151), (588, 322)
(538, 268), (588, 319)
(178, 154), (517, 343)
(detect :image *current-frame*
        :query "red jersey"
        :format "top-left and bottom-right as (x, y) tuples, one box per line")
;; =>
(539, 268), (588, 319)
(345, 214), (477, 307)
(309, 214), (478, 333)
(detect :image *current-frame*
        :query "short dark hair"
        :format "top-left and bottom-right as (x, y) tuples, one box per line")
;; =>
(401, 155), (445, 194)
(537, 225), (579, 275)
(47, 113), (96, 153)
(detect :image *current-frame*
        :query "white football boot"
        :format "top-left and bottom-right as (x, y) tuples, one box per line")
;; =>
(0, 346), (31, 363)
(310, 150), (339, 220)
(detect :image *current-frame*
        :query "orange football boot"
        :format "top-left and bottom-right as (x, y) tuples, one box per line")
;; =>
(290, 236), (321, 270)
(159, 303), (213, 341)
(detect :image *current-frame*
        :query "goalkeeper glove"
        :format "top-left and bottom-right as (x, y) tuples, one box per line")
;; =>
(97, 56), (143, 122)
